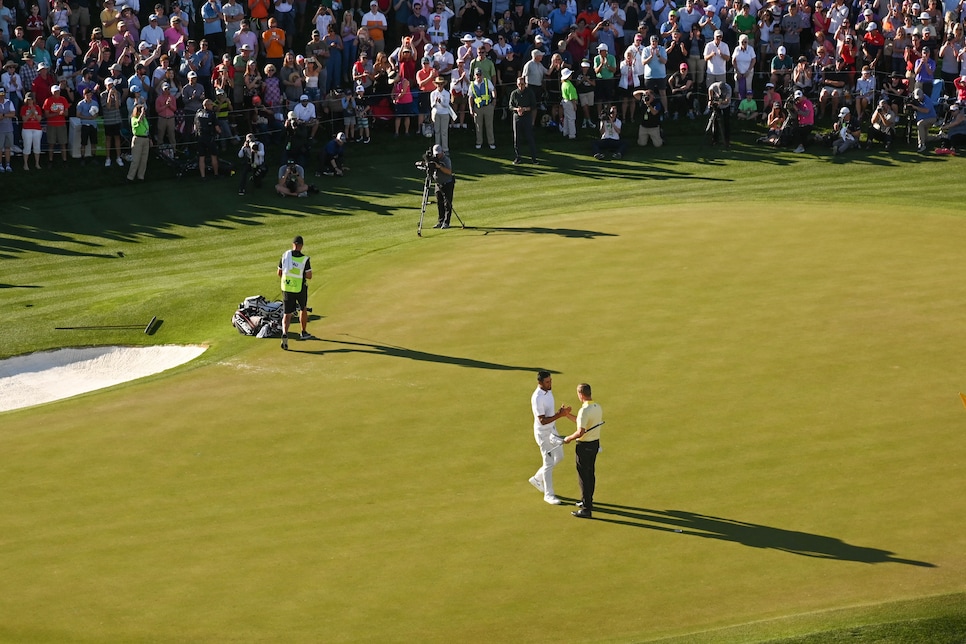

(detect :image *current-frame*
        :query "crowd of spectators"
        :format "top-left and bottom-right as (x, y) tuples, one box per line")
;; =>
(1, 0), (966, 178)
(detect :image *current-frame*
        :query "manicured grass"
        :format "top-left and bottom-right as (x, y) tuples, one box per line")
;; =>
(1, 136), (965, 642)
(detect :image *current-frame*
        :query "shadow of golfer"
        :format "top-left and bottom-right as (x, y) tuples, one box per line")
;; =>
(294, 335), (556, 374)
(577, 503), (936, 567)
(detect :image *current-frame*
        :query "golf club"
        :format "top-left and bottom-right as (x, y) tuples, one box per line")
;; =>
(548, 421), (605, 448)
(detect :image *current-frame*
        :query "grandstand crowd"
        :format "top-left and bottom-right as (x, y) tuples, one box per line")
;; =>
(1, 0), (965, 177)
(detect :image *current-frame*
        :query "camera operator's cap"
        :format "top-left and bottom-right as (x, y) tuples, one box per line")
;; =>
(913, 88), (924, 99)
(432, 144), (443, 155)
(838, 106), (850, 117)
(597, 42), (608, 50)
(950, 104), (961, 111)
(300, 94), (309, 100)
(777, 45), (786, 54)
(561, 67), (572, 79)
(293, 235), (304, 244)
(581, 59), (591, 67)
(867, 21), (877, 30)
(793, 89), (804, 98)
(336, 132), (347, 142)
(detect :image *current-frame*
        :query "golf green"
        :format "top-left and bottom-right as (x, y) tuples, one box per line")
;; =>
(1, 202), (965, 642)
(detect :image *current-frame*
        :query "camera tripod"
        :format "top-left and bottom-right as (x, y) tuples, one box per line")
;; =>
(415, 161), (465, 237)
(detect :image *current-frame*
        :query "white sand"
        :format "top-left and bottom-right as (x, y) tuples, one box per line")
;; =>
(0, 345), (207, 413)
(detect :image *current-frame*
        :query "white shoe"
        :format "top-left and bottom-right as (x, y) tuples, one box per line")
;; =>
(793, 145), (805, 153)
(528, 476), (544, 493)
(117, 157), (125, 167)
(105, 158), (112, 167)
(544, 495), (563, 505)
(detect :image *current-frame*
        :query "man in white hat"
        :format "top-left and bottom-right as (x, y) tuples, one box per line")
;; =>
(593, 42), (617, 112)
(703, 29), (729, 88)
(559, 67), (578, 138)
(361, 1), (388, 55)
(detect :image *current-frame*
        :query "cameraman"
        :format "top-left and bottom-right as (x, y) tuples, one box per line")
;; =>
(633, 87), (663, 147)
(592, 104), (627, 159)
(427, 144), (456, 229)
(276, 158), (309, 197)
(237, 133), (266, 195)
(706, 79), (731, 148)
(908, 87), (936, 153)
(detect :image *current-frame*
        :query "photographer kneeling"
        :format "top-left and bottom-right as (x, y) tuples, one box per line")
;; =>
(427, 144), (456, 229)
(318, 132), (349, 177)
(276, 158), (310, 198)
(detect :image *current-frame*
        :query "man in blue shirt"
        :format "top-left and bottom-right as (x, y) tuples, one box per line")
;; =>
(909, 87), (936, 153)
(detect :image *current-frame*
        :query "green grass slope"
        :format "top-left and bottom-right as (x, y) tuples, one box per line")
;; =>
(1, 141), (965, 642)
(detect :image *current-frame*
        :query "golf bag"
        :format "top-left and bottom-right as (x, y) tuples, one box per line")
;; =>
(231, 295), (284, 337)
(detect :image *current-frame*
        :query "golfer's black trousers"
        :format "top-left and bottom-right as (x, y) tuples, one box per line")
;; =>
(575, 440), (599, 511)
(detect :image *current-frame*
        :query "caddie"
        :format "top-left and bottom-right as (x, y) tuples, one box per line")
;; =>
(277, 235), (314, 350)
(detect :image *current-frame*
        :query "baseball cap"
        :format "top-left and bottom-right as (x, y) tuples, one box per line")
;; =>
(300, 94), (309, 100)
(37, 62), (48, 70)
(293, 235), (304, 244)
(765, 81), (775, 88)
(0, 87), (5, 93)
(356, 84), (366, 92)
(714, 29), (724, 37)
(240, 43), (253, 51)
(160, 82), (169, 90)
(473, 67), (483, 75)
(131, 83), (142, 92)
(580, 60), (591, 67)
(777, 45), (786, 54)
(794, 89), (804, 98)
(188, 71), (198, 78)
(432, 144), (443, 155)
(149, 13), (157, 19)
(336, 132), (347, 142)
(139, 40), (149, 49)
(51, 84), (61, 91)
(867, 21), (877, 30)
(597, 43), (608, 50)
(838, 106), (850, 117)
(421, 56), (431, 63)
(105, 77), (116, 85)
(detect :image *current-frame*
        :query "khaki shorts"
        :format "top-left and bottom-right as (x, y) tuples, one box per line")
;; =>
(47, 125), (68, 147)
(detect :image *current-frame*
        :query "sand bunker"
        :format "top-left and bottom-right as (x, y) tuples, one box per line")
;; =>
(0, 345), (207, 413)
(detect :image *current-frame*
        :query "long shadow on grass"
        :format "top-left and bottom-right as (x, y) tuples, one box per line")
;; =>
(579, 502), (936, 567)
(298, 335), (555, 373)
(469, 226), (617, 239)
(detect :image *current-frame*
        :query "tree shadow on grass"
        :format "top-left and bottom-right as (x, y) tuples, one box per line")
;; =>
(569, 501), (936, 567)
(293, 335), (555, 373)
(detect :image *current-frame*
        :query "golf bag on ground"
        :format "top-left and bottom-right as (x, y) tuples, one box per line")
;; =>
(232, 295), (284, 337)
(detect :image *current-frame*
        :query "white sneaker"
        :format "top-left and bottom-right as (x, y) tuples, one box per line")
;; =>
(117, 157), (125, 167)
(544, 496), (563, 505)
(793, 145), (805, 153)
(105, 158), (112, 167)
(528, 476), (544, 493)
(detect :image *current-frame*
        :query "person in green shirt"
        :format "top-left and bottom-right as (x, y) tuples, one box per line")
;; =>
(560, 67), (578, 139)
(127, 101), (150, 181)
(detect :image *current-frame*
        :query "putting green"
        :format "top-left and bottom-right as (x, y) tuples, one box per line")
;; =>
(1, 203), (965, 642)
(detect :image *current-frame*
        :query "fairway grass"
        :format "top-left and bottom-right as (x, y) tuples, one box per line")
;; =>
(2, 191), (966, 642)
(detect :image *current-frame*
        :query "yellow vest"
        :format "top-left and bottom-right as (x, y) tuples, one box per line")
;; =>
(280, 251), (309, 293)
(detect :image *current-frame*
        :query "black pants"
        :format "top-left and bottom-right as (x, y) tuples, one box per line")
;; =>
(575, 440), (599, 511)
(237, 163), (264, 190)
(708, 106), (731, 144)
(512, 116), (537, 162)
(436, 179), (454, 225)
